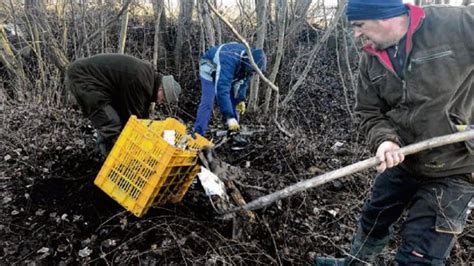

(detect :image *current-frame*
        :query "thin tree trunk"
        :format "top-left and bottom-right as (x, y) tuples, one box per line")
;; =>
(212, 0), (222, 44)
(0, 25), (27, 101)
(248, 0), (267, 112)
(263, 0), (286, 114)
(70, 0), (80, 57)
(81, 0), (90, 56)
(117, 0), (130, 54)
(25, 0), (47, 94)
(201, 0), (216, 48)
(174, 0), (194, 71)
(335, 25), (354, 120)
(100, 0), (105, 53)
(152, 0), (164, 70)
(196, 1), (207, 54)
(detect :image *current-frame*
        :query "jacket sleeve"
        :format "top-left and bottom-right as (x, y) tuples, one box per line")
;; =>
(354, 56), (404, 153)
(214, 52), (239, 120)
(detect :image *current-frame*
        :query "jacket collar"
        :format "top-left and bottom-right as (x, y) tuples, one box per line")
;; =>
(362, 4), (426, 74)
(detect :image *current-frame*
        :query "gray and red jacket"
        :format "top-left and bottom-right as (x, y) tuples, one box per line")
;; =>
(355, 4), (474, 177)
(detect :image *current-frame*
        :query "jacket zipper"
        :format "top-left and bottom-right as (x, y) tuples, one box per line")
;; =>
(404, 19), (425, 133)
(411, 50), (454, 64)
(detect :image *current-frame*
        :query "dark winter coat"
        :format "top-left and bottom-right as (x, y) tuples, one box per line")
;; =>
(66, 54), (160, 125)
(355, 5), (474, 177)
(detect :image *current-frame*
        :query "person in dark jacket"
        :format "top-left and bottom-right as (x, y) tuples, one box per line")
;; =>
(66, 54), (182, 156)
(316, 1), (473, 265)
(193, 42), (266, 137)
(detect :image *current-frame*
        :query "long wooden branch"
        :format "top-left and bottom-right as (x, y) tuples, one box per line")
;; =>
(205, 0), (278, 93)
(228, 130), (474, 212)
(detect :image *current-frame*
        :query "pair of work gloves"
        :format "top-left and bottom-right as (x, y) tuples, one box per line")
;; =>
(226, 102), (246, 132)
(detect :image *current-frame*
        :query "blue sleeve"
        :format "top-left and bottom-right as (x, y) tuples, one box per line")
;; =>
(214, 55), (239, 120)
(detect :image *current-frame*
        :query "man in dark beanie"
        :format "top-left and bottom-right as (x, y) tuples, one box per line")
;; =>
(66, 54), (182, 156)
(316, 1), (473, 265)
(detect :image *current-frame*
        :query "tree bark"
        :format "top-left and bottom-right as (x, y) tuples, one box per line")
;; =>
(212, 0), (222, 44)
(152, 0), (164, 70)
(263, 0), (286, 114)
(201, 0), (216, 48)
(285, 0), (311, 38)
(80, 0), (90, 56)
(174, 0), (194, 71)
(232, 130), (474, 212)
(117, 0), (130, 54)
(99, 0), (106, 53)
(0, 24), (27, 101)
(25, 0), (47, 88)
(248, 0), (267, 112)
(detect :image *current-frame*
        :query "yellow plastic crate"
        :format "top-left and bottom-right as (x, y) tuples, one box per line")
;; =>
(94, 116), (212, 217)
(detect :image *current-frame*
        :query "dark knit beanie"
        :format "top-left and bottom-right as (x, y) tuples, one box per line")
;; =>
(346, 0), (407, 21)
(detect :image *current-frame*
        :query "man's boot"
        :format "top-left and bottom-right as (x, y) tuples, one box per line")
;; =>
(346, 227), (390, 265)
(314, 227), (389, 266)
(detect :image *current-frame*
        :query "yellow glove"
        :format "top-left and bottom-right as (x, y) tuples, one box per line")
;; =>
(455, 125), (467, 132)
(226, 118), (240, 132)
(236, 102), (246, 115)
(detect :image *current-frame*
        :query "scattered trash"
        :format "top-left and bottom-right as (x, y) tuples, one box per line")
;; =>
(78, 247), (92, 258)
(327, 209), (339, 217)
(197, 167), (226, 198)
(4, 155), (12, 162)
(37, 247), (50, 254)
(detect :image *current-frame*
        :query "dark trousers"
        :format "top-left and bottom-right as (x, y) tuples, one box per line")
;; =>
(193, 75), (239, 136)
(357, 166), (473, 265)
(194, 77), (216, 136)
(88, 104), (122, 156)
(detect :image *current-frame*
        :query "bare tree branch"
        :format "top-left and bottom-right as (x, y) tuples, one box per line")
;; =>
(79, 0), (131, 51)
(281, 3), (345, 107)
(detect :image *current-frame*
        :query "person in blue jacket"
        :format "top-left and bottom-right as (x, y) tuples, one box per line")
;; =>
(193, 42), (266, 137)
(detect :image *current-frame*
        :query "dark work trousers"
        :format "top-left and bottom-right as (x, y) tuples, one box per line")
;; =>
(357, 166), (474, 265)
(194, 77), (216, 136)
(88, 104), (122, 141)
(193, 75), (240, 136)
(66, 76), (122, 156)
(88, 104), (122, 155)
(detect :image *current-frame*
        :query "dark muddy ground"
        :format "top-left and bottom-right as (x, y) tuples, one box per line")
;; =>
(1, 48), (473, 265)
